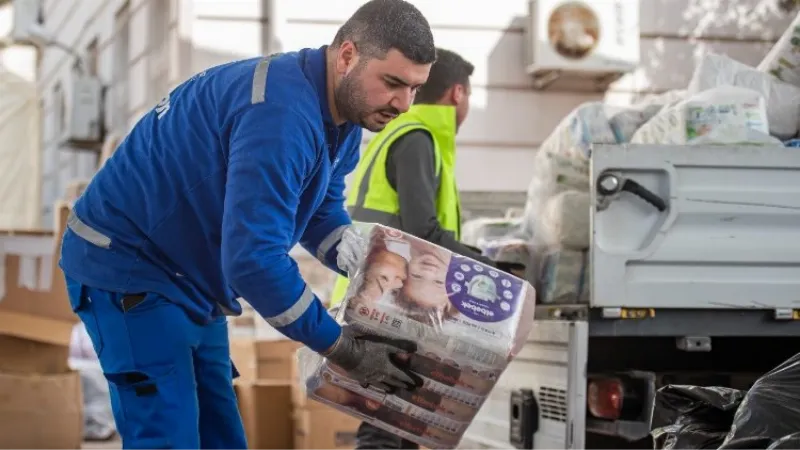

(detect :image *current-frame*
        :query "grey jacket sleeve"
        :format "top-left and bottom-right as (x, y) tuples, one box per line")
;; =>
(386, 130), (494, 265)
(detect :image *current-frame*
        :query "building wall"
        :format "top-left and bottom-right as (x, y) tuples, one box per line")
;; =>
(35, 0), (186, 226)
(35, 0), (795, 225)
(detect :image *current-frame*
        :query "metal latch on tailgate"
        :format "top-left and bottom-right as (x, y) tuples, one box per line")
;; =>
(596, 172), (668, 212)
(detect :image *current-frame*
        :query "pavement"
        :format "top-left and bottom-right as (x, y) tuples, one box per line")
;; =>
(82, 437), (121, 449)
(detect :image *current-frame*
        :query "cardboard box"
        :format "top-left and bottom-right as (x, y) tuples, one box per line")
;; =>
(0, 335), (69, 374)
(235, 382), (294, 449)
(293, 404), (360, 449)
(0, 370), (83, 449)
(230, 338), (301, 382)
(0, 202), (77, 346)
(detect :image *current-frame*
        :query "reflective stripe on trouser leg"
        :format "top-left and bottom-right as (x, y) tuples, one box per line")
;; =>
(263, 284), (315, 328)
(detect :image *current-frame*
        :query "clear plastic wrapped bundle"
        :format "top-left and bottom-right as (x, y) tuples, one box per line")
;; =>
(538, 249), (589, 304)
(631, 86), (783, 146)
(519, 148), (590, 241)
(689, 52), (800, 140)
(298, 224), (536, 449)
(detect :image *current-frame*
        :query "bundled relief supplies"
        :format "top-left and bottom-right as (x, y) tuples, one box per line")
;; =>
(689, 52), (800, 140)
(606, 90), (688, 143)
(519, 148), (590, 240)
(536, 190), (592, 250)
(538, 102), (619, 160)
(758, 11), (800, 88)
(538, 249), (589, 304)
(631, 86), (783, 146)
(298, 224), (536, 449)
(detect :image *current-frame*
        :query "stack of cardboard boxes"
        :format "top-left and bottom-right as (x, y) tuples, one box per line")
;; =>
(230, 329), (360, 449)
(0, 203), (83, 448)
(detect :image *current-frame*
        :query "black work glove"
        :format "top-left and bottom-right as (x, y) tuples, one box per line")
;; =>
(322, 326), (422, 393)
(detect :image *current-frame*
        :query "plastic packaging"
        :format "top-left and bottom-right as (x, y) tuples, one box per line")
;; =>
(631, 86), (782, 146)
(538, 249), (589, 304)
(69, 358), (116, 441)
(758, 11), (800, 88)
(520, 148), (590, 241)
(689, 53), (800, 140)
(721, 352), (800, 447)
(300, 224), (536, 449)
(537, 101), (619, 160)
(537, 190), (591, 250)
(650, 384), (744, 450)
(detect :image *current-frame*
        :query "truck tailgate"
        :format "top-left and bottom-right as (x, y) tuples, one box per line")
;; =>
(591, 144), (800, 311)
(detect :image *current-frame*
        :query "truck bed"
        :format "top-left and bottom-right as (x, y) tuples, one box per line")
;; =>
(591, 144), (800, 312)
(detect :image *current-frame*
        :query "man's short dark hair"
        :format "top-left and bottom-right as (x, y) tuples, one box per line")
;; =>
(414, 48), (474, 104)
(332, 0), (436, 65)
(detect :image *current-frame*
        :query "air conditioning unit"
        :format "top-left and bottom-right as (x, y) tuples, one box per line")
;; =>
(60, 75), (104, 151)
(525, 0), (640, 91)
(10, 0), (42, 44)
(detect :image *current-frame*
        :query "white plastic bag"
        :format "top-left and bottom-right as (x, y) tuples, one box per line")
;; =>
(538, 249), (589, 304)
(606, 90), (688, 143)
(303, 224), (536, 449)
(537, 190), (592, 250)
(631, 86), (782, 145)
(537, 102), (619, 160)
(689, 53), (800, 139)
(520, 148), (590, 240)
(758, 11), (800, 88)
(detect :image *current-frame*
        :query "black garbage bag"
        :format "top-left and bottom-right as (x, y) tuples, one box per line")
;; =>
(720, 353), (800, 447)
(651, 385), (745, 450)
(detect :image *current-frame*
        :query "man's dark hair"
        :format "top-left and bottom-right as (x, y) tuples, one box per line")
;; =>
(414, 48), (474, 104)
(332, 0), (436, 64)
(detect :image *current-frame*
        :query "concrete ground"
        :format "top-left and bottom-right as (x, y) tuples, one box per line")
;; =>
(82, 437), (121, 449)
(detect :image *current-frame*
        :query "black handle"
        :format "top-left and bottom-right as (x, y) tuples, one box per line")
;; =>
(621, 179), (667, 212)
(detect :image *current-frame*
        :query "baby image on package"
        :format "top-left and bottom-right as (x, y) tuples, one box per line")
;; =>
(300, 224), (536, 449)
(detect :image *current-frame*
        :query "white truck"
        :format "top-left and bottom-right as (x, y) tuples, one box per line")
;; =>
(461, 144), (800, 449)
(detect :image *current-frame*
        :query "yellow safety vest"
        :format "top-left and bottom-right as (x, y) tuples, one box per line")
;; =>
(329, 104), (462, 307)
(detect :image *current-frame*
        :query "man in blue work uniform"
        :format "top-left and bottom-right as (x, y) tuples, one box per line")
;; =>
(59, 0), (435, 448)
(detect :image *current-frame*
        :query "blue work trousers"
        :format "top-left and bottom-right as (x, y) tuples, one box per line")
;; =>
(65, 276), (248, 449)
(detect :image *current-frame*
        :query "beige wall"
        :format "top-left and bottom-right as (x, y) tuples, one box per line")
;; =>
(35, 0), (795, 224)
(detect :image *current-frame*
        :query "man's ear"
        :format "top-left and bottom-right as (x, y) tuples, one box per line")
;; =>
(336, 41), (360, 75)
(451, 84), (466, 105)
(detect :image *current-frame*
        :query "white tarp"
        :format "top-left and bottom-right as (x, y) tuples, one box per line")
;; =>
(0, 67), (41, 230)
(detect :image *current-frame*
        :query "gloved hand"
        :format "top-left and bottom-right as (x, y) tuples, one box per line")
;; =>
(322, 326), (422, 392)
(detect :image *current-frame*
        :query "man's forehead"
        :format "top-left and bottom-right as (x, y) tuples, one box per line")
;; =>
(366, 49), (431, 85)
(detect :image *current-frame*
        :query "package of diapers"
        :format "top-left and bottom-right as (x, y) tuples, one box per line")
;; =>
(758, 11), (800, 88)
(538, 249), (590, 304)
(631, 86), (782, 146)
(689, 52), (800, 140)
(519, 148), (591, 240)
(298, 224), (536, 449)
(536, 190), (591, 250)
(537, 102), (619, 160)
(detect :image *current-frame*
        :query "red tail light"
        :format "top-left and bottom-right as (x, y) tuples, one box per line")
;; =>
(588, 377), (623, 420)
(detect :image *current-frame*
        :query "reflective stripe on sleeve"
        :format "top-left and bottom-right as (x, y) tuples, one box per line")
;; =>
(263, 284), (315, 328)
(315, 224), (348, 264)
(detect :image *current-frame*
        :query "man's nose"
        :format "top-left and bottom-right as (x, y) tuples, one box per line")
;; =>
(391, 88), (414, 113)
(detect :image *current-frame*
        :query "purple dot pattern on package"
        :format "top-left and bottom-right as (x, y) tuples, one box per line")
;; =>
(446, 255), (522, 323)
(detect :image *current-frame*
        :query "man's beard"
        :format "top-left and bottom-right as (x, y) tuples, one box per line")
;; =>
(334, 69), (398, 132)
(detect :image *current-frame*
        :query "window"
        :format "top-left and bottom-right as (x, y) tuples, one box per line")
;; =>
(148, 0), (171, 104)
(52, 81), (65, 136)
(112, 2), (131, 132)
(85, 38), (99, 77)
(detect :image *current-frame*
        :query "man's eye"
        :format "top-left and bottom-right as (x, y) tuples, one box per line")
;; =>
(385, 80), (400, 88)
